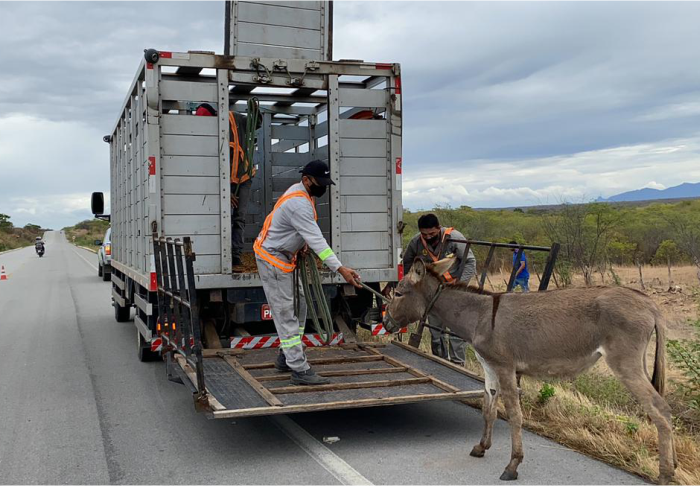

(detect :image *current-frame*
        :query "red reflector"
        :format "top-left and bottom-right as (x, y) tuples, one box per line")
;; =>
(395, 76), (402, 95)
(146, 63), (153, 70)
(150, 272), (157, 291)
(148, 156), (156, 175)
(261, 304), (273, 321)
(398, 264), (404, 281)
(150, 338), (162, 352)
(396, 157), (402, 175)
(376, 63), (392, 70)
(159, 51), (172, 58)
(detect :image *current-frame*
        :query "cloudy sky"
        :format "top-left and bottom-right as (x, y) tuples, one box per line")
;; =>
(1, 1), (700, 229)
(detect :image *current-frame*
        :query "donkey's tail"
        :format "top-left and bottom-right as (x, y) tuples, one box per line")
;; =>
(651, 312), (666, 396)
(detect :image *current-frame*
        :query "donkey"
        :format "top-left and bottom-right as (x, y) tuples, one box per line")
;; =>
(383, 257), (676, 484)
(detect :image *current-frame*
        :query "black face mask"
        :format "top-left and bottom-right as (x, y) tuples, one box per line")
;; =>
(309, 183), (327, 198)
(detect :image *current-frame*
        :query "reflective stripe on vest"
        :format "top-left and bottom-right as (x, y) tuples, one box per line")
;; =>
(229, 112), (256, 185)
(420, 227), (455, 282)
(253, 191), (318, 273)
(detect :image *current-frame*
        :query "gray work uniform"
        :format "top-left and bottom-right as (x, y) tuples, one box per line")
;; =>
(255, 182), (342, 372)
(403, 228), (476, 365)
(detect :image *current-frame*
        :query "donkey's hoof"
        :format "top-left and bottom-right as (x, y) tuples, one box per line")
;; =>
(500, 470), (518, 481)
(470, 446), (485, 458)
(657, 474), (674, 485)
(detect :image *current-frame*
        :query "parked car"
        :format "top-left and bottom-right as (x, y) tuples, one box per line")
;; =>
(95, 227), (111, 281)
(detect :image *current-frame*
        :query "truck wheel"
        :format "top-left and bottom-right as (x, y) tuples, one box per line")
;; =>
(102, 267), (110, 282)
(98, 264), (103, 277)
(115, 301), (131, 322)
(137, 329), (158, 362)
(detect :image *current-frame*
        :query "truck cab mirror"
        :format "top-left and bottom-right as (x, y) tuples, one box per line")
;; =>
(91, 192), (104, 215)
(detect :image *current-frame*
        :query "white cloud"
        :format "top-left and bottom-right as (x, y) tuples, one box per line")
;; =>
(402, 135), (700, 210)
(644, 181), (666, 190)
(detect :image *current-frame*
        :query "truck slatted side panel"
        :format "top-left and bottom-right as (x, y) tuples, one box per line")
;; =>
(159, 78), (223, 275)
(335, 86), (393, 270)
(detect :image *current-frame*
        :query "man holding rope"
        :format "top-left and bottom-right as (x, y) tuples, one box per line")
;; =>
(402, 213), (476, 365)
(195, 102), (258, 268)
(254, 160), (362, 386)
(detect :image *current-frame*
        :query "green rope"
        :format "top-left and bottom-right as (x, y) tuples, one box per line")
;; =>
(233, 97), (260, 197)
(296, 252), (334, 345)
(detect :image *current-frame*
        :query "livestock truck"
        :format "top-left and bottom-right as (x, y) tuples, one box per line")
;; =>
(90, 1), (484, 418)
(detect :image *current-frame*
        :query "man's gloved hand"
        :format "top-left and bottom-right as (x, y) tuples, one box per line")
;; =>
(338, 266), (361, 288)
(231, 194), (239, 209)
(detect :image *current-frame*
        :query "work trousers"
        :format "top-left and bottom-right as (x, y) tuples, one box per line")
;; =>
(256, 256), (309, 372)
(231, 179), (252, 259)
(513, 276), (530, 293)
(428, 311), (466, 365)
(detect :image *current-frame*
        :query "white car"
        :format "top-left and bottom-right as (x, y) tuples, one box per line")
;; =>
(96, 227), (112, 281)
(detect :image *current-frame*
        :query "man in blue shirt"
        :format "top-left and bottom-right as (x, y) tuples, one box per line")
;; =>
(510, 240), (530, 292)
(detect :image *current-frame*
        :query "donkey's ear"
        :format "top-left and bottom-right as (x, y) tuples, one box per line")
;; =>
(408, 258), (427, 283)
(431, 257), (456, 278)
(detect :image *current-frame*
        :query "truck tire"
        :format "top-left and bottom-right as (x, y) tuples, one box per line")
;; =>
(115, 301), (131, 322)
(137, 329), (158, 362)
(102, 266), (110, 282)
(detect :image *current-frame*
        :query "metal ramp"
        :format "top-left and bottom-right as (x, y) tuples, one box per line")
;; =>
(177, 342), (484, 419)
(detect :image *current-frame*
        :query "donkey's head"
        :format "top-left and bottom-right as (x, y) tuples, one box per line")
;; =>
(383, 257), (456, 332)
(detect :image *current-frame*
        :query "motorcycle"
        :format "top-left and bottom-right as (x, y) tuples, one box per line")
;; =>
(36, 244), (45, 258)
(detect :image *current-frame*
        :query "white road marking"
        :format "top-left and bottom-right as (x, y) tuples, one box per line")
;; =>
(269, 415), (373, 486)
(73, 249), (99, 272)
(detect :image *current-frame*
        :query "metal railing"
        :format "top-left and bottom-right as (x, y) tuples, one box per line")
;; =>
(152, 235), (206, 401)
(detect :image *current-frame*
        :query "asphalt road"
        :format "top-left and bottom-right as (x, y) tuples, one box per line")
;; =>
(0, 232), (643, 485)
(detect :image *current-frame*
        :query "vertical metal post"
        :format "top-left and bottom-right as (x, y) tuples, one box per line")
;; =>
(152, 235), (168, 343)
(165, 238), (184, 353)
(174, 241), (192, 357)
(538, 243), (560, 291)
(327, 74), (342, 261)
(478, 244), (496, 291)
(183, 237), (206, 396)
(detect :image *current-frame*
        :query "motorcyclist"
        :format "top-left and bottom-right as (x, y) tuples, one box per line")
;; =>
(35, 237), (45, 255)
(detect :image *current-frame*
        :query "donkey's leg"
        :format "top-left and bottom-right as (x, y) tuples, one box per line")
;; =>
(471, 352), (500, 458)
(497, 371), (524, 481)
(607, 356), (675, 484)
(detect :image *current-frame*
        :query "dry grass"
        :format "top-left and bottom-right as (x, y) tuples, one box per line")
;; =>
(361, 265), (700, 484)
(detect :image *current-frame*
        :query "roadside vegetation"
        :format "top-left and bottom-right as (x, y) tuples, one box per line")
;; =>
(63, 218), (110, 250)
(389, 198), (700, 483)
(0, 213), (46, 252)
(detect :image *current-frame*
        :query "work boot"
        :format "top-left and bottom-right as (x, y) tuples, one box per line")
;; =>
(291, 368), (330, 386)
(274, 351), (292, 372)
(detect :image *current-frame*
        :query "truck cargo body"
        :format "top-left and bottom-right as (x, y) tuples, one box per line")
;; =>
(105, 50), (403, 354)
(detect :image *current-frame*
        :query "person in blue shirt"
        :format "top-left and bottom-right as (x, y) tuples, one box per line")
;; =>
(510, 240), (530, 292)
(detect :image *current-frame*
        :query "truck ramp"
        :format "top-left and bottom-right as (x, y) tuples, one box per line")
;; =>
(176, 342), (484, 419)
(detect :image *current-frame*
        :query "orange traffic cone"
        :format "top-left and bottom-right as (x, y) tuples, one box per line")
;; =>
(0, 265), (7, 281)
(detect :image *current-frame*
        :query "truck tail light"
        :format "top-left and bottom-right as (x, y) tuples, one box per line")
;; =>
(105, 244), (111, 255)
(398, 263), (404, 280)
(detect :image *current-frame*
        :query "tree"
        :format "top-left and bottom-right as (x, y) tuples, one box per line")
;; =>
(542, 203), (622, 286)
(654, 240), (681, 289)
(0, 213), (12, 232)
(660, 201), (700, 284)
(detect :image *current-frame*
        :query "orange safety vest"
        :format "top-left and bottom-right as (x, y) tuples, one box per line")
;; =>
(229, 112), (256, 185)
(420, 227), (455, 283)
(253, 191), (318, 273)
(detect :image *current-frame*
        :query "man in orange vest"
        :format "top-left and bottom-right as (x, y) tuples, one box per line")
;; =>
(402, 213), (476, 365)
(255, 160), (361, 385)
(195, 103), (256, 267)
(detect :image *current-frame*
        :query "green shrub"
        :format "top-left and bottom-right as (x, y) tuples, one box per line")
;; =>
(538, 382), (556, 404)
(667, 320), (700, 412)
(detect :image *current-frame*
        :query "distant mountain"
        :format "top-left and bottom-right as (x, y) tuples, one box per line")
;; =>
(597, 182), (700, 203)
